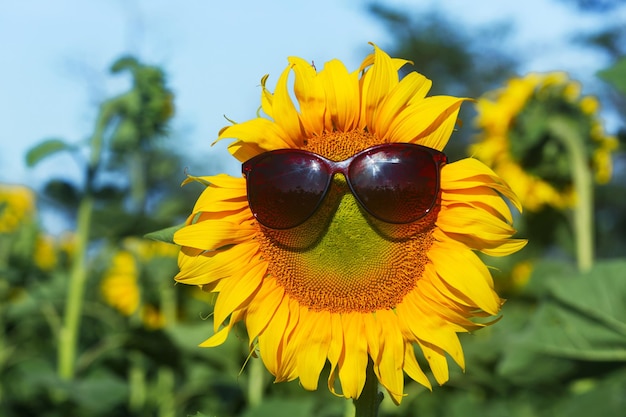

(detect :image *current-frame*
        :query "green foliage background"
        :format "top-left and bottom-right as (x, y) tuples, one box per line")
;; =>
(1, 2), (625, 417)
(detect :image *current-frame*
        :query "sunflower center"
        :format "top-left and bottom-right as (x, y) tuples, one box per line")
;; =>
(256, 130), (437, 313)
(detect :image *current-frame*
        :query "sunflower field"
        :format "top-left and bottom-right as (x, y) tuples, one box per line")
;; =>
(2, 19), (626, 417)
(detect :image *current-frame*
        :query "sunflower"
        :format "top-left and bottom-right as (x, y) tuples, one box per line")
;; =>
(0, 184), (36, 234)
(174, 44), (525, 404)
(472, 72), (618, 212)
(33, 234), (58, 272)
(101, 250), (141, 317)
(101, 237), (178, 328)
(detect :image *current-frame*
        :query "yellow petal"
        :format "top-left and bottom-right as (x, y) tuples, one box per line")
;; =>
(437, 205), (517, 244)
(258, 295), (290, 377)
(260, 73), (274, 118)
(396, 294), (465, 370)
(193, 183), (247, 212)
(417, 340), (449, 385)
(225, 140), (268, 163)
(384, 96), (466, 150)
(415, 276), (484, 330)
(359, 44), (411, 73)
(338, 312), (367, 399)
(296, 308), (332, 390)
(371, 71), (431, 137)
(184, 173), (246, 189)
(428, 243), (501, 315)
(276, 298), (301, 382)
(363, 313), (380, 362)
(326, 313), (344, 396)
(403, 344), (432, 390)
(359, 44), (398, 129)
(173, 220), (256, 251)
(270, 63), (304, 144)
(219, 118), (296, 156)
(442, 186), (513, 224)
(416, 97), (466, 150)
(199, 308), (245, 348)
(432, 227), (524, 256)
(175, 242), (259, 285)
(424, 263), (489, 316)
(407, 76), (432, 105)
(319, 59), (360, 131)
(442, 158), (522, 213)
(192, 209), (252, 226)
(213, 262), (267, 328)
(480, 239), (528, 256)
(290, 56), (326, 136)
(374, 309), (405, 404)
(199, 325), (230, 348)
(245, 279), (285, 343)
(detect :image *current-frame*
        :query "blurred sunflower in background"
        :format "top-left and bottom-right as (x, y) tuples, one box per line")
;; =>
(472, 72), (618, 212)
(33, 234), (58, 272)
(100, 237), (179, 329)
(101, 250), (141, 317)
(0, 184), (36, 234)
(174, 44), (525, 404)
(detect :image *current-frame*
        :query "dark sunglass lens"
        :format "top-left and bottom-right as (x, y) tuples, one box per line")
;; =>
(349, 147), (439, 223)
(245, 153), (330, 229)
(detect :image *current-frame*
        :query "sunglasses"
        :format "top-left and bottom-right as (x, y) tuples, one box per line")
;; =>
(242, 143), (447, 230)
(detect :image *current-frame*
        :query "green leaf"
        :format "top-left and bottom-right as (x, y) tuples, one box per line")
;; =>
(598, 57), (626, 95)
(498, 260), (626, 384)
(110, 55), (139, 73)
(144, 223), (185, 244)
(69, 370), (128, 413)
(26, 138), (74, 167)
(242, 398), (315, 417)
(553, 368), (626, 417)
(546, 260), (626, 354)
(525, 260), (626, 360)
(521, 259), (577, 297)
(43, 179), (82, 208)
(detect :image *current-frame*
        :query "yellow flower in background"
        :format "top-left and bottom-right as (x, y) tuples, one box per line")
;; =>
(472, 72), (618, 212)
(101, 250), (140, 316)
(0, 184), (36, 233)
(590, 120), (619, 185)
(510, 260), (533, 291)
(124, 236), (180, 261)
(57, 231), (77, 264)
(101, 237), (178, 328)
(34, 234), (58, 271)
(141, 304), (167, 329)
(174, 45), (525, 404)
(580, 96), (599, 114)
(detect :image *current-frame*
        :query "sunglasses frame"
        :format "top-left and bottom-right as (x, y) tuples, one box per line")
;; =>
(242, 143), (447, 229)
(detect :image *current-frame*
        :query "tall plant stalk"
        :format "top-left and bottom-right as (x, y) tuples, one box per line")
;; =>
(549, 117), (594, 272)
(57, 116), (105, 380)
(57, 195), (94, 379)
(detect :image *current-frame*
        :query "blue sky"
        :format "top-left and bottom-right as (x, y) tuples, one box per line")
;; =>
(1, 0), (622, 196)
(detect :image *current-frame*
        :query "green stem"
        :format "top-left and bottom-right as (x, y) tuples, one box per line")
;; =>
(130, 150), (147, 214)
(549, 117), (594, 272)
(160, 284), (177, 328)
(57, 113), (105, 380)
(353, 360), (382, 417)
(154, 278), (177, 417)
(129, 351), (147, 414)
(57, 194), (94, 380)
(248, 357), (265, 408)
(157, 367), (175, 417)
(0, 275), (7, 405)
